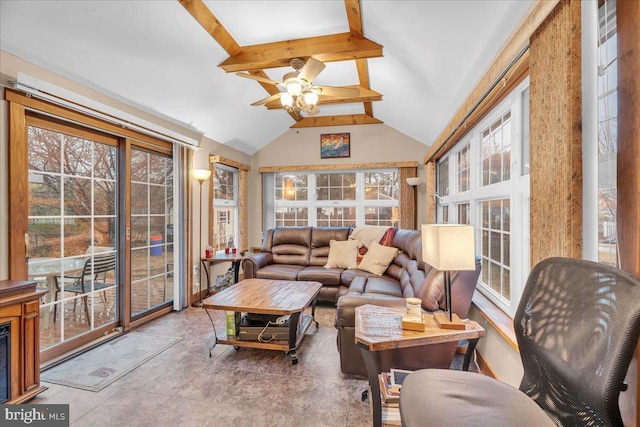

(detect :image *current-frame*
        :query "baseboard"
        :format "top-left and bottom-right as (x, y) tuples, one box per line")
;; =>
(475, 349), (498, 379)
(456, 345), (497, 378)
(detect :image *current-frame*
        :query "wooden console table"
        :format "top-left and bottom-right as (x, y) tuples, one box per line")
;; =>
(355, 304), (485, 427)
(0, 279), (48, 403)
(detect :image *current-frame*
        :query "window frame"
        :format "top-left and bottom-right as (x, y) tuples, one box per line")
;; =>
(436, 77), (530, 316)
(272, 169), (400, 228)
(212, 163), (239, 251)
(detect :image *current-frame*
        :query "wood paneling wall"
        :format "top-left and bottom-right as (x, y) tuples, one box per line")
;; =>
(399, 167), (417, 229)
(617, 1), (640, 424)
(529, 0), (583, 265)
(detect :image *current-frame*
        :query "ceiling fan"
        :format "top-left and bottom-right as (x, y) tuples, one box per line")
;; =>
(236, 58), (360, 116)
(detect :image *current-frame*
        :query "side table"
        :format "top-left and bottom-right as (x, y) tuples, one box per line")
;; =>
(355, 304), (485, 427)
(201, 251), (244, 294)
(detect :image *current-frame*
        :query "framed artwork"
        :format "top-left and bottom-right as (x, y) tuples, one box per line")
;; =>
(320, 133), (350, 158)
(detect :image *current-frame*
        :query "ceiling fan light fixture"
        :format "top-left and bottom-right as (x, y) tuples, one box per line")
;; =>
(280, 92), (293, 108)
(303, 91), (318, 108)
(285, 80), (302, 97)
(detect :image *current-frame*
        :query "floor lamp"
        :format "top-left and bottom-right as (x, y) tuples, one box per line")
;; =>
(422, 224), (475, 329)
(192, 168), (212, 306)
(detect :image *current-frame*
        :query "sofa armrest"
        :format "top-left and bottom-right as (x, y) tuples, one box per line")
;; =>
(336, 293), (406, 328)
(241, 253), (273, 279)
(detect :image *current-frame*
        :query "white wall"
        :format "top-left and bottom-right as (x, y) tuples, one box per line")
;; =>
(248, 124), (429, 247)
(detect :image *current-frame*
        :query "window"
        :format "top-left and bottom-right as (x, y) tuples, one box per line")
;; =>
(457, 145), (470, 192)
(212, 164), (238, 250)
(272, 170), (399, 227)
(481, 112), (511, 186)
(436, 78), (530, 315)
(480, 199), (510, 303)
(597, 0), (618, 266)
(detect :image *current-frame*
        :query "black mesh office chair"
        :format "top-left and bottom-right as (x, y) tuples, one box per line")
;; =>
(399, 257), (640, 427)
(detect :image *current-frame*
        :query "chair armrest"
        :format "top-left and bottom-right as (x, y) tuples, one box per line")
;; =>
(335, 293), (406, 328)
(241, 253), (273, 278)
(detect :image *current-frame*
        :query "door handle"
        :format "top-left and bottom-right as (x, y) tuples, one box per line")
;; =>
(126, 227), (131, 240)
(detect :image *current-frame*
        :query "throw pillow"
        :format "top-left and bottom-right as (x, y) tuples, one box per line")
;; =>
(349, 225), (391, 248)
(324, 239), (360, 269)
(358, 241), (399, 275)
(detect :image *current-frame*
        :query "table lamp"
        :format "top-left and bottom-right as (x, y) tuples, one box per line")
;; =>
(422, 224), (475, 329)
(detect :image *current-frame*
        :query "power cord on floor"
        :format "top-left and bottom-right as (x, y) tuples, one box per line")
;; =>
(203, 306), (218, 356)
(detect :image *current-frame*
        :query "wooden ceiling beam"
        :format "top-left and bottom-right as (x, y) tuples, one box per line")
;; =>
(345, 0), (363, 38)
(219, 33), (383, 72)
(356, 59), (374, 116)
(178, 0), (242, 56)
(263, 86), (382, 109)
(290, 114), (382, 128)
(347, 1), (374, 118)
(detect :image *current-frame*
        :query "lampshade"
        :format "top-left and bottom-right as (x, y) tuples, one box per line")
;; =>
(406, 177), (421, 187)
(422, 224), (475, 271)
(191, 168), (211, 183)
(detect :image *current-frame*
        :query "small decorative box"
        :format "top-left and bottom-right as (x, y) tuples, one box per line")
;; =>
(401, 314), (426, 331)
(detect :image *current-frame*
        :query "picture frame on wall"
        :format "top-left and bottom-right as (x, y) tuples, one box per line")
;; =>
(320, 133), (350, 159)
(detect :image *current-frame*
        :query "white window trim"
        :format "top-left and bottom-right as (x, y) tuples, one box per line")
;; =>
(437, 77), (530, 317)
(273, 169), (399, 227)
(213, 164), (239, 248)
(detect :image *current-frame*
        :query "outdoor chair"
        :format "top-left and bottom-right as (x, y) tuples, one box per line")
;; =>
(399, 257), (640, 427)
(54, 252), (116, 324)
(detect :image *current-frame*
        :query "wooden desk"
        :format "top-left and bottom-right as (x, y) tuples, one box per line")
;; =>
(203, 279), (321, 364)
(355, 304), (485, 427)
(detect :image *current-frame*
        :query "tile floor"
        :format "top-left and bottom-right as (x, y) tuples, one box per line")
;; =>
(33, 305), (475, 427)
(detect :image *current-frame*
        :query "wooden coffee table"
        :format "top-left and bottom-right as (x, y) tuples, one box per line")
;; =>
(203, 278), (322, 364)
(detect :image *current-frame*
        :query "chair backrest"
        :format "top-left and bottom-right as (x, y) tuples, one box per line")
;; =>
(80, 253), (116, 289)
(516, 257), (640, 426)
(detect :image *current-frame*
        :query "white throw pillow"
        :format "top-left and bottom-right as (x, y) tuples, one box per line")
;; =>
(348, 225), (390, 248)
(325, 239), (360, 269)
(358, 241), (399, 275)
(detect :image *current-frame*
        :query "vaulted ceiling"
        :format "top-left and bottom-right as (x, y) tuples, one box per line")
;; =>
(0, 0), (533, 155)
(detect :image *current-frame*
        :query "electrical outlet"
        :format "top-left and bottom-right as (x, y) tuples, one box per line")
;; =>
(193, 265), (199, 275)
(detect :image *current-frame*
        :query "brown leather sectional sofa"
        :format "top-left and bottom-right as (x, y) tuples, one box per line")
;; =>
(241, 226), (481, 376)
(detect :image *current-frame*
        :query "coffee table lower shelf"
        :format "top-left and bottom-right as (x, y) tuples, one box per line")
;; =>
(216, 313), (315, 363)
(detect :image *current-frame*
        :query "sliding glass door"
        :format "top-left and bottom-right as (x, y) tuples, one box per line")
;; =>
(26, 117), (119, 354)
(22, 115), (176, 361)
(129, 147), (174, 319)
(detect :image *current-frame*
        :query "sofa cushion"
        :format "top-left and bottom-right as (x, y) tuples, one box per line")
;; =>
(340, 268), (381, 286)
(298, 266), (343, 285)
(362, 276), (404, 297)
(358, 241), (399, 275)
(325, 239), (359, 269)
(309, 227), (351, 266)
(255, 264), (305, 281)
(414, 267), (445, 311)
(271, 227), (311, 266)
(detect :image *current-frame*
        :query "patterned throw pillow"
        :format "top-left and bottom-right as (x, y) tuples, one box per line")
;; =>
(357, 227), (396, 263)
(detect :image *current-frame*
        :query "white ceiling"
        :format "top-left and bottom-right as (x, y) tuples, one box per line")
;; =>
(0, 0), (533, 155)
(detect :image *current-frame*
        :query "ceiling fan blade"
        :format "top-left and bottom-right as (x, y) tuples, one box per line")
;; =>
(251, 93), (282, 106)
(299, 58), (326, 83)
(307, 106), (320, 116)
(236, 72), (283, 86)
(315, 85), (360, 98)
